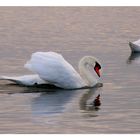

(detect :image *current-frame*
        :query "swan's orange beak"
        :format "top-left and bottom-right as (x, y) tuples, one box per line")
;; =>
(95, 67), (100, 77)
(94, 62), (101, 77)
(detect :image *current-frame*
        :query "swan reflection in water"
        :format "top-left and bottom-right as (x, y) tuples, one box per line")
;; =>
(31, 86), (102, 117)
(127, 52), (140, 64)
(0, 82), (102, 117)
(79, 87), (101, 112)
(31, 89), (80, 116)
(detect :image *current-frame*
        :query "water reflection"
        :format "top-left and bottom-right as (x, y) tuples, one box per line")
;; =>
(0, 82), (62, 94)
(127, 52), (140, 64)
(80, 87), (101, 111)
(0, 81), (102, 119)
(31, 87), (102, 117)
(31, 89), (80, 116)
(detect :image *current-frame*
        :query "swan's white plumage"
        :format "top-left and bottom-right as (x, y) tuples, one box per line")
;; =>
(0, 75), (47, 86)
(1, 52), (101, 89)
(25, 52), (86, 89)
(129, 40), (140, 52)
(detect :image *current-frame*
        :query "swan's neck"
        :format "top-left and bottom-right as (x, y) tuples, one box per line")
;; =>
(78, 57), (98, 87)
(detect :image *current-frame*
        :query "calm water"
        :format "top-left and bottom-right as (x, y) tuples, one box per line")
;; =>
(0, 7), (140, 133)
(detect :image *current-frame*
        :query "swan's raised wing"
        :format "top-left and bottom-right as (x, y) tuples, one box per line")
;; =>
(24, 52), (85, 89)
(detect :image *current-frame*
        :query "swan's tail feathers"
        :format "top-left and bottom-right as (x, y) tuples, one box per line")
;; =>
(129, 42), (134, 51)
(0, 76), (10, 80)
(0, 76), (21, 84)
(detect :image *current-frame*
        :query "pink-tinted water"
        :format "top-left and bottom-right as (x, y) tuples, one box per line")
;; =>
(0, 7), (140, 133)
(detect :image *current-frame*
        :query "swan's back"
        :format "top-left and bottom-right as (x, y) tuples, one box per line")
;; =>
(25, 52), (85, 89)
(129, 40), (140, 52)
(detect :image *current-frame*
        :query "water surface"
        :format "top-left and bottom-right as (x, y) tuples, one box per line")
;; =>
(0, 7), (140, 133)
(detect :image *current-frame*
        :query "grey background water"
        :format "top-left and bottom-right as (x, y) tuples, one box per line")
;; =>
(0, 7), (140, 133)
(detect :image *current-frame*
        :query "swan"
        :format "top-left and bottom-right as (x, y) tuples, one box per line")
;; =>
(0, 52), (102, 89)
(129, 39), (140, 52)
(24, 52), (102, 89)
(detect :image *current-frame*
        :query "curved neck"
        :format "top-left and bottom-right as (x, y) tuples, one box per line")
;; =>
(78, 57), (98, 87)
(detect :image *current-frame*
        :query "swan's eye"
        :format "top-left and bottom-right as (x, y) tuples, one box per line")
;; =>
(94, 62), (101, 77)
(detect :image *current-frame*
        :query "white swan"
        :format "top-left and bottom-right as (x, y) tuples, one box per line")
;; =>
(24, 52), (102, 89)
(1, 52), (102, 89)
(129, 39), (140, 52)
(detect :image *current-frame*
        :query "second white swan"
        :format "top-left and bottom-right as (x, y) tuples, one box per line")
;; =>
(129, 39), (140, 52)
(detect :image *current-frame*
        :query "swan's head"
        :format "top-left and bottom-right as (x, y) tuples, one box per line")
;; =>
(79, 56), (102, 78)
